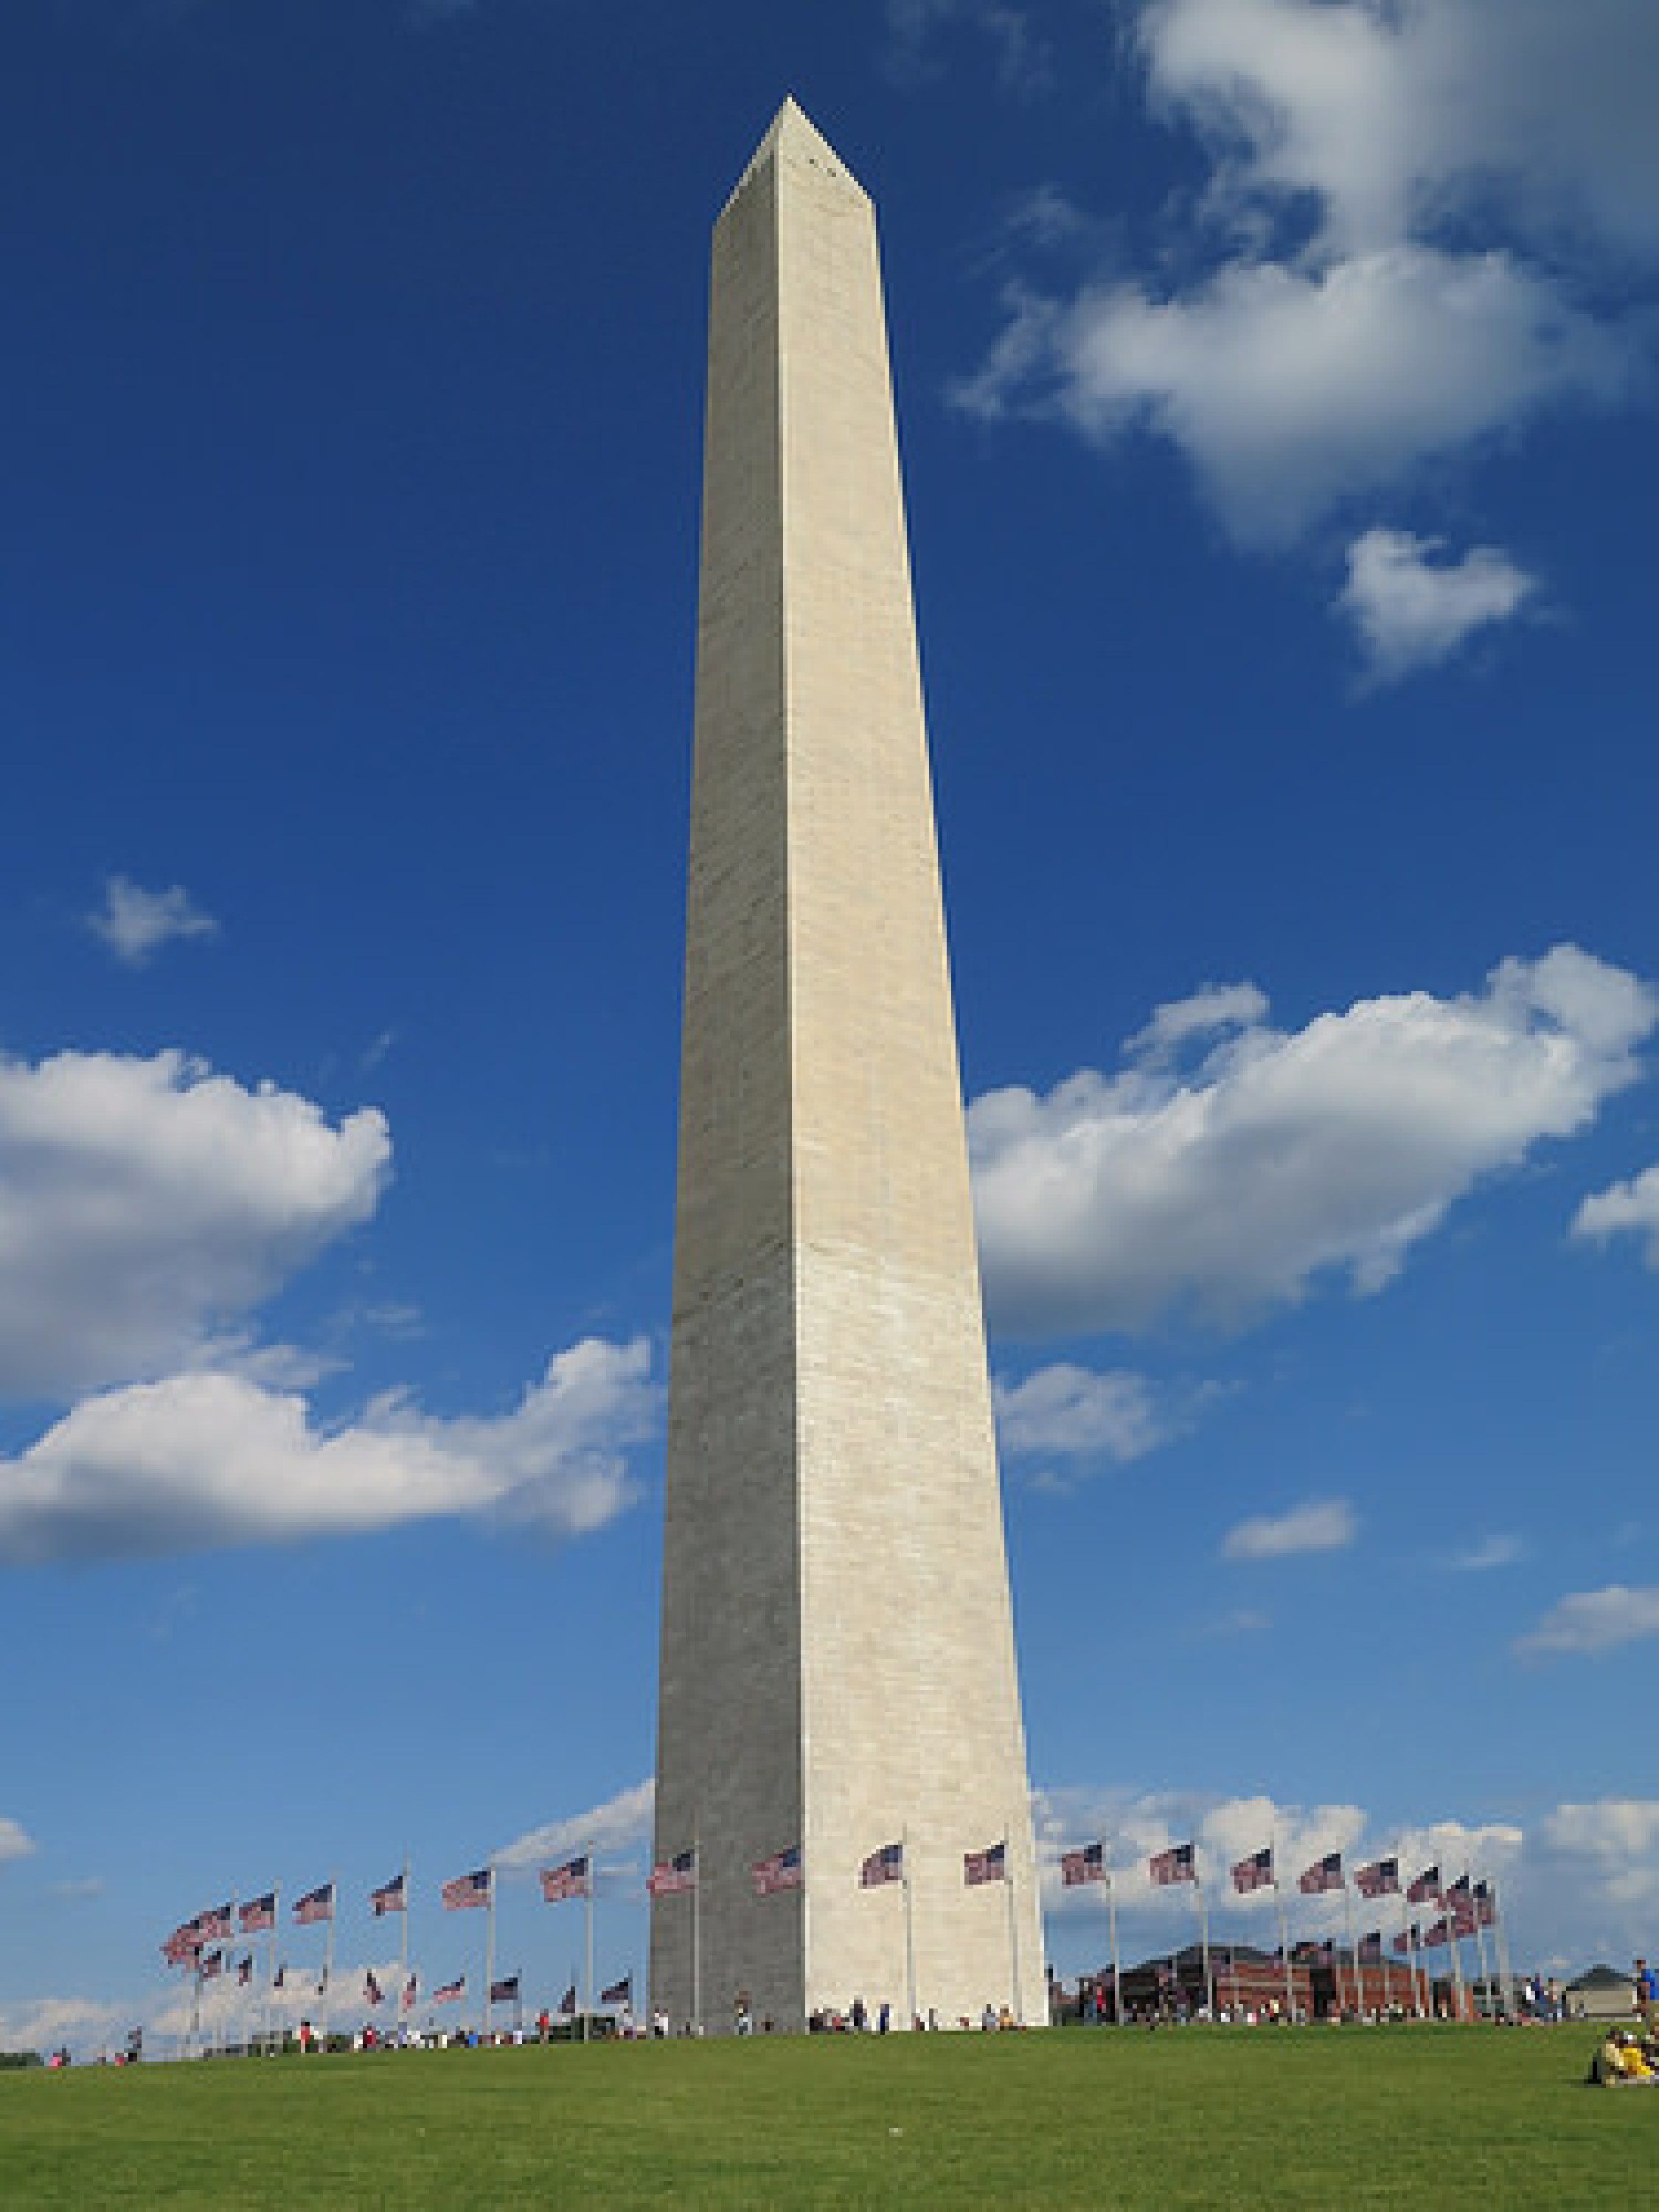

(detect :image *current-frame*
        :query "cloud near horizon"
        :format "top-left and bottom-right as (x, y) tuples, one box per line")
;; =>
(969, 945), (1655, 1340)
(0, 1338), (660, 1565)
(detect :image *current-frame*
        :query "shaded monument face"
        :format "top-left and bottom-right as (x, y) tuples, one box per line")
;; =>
(651, 100), (1044, 2034)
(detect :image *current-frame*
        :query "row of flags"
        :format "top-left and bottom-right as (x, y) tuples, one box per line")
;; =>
(1061, 1837), (1499, 1923)
(164, 1854), (603, 1969)
(167, 1954), (635, 2017)
(649, 1837), (1013, 1898)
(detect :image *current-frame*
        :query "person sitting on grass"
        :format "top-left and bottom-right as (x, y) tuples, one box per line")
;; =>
(1592, 2029), (1655, 2084)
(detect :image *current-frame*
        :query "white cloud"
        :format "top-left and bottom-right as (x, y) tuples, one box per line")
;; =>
(1446, 1532), (1524, 1574)
(970, 945), (1655, 1339)
(0, 1336), (659, 1563)
(0, 1817), (36, 1866)
(1141, 0), (1659, 264)
(1517, 1584), (1659, 1658)
(1338, 528), (1537, 683)
(1222, 1497), (1356, 1559)
(1535, 1801), (1659, 1922)
(0, 1994), (127, 2059)
(0, 1048), (390, 1399)
(86, 876), (220, 966)
(495, 1778), (655, 1874)
(956, 1), (1655, 542)
(961, 248), (1630, 544)
(1573, 1161), (1659, 1265)
(994, 1363), (1169, 1461)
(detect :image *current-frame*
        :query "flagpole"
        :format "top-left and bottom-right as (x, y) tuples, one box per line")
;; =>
(1106, 1835), (1122, 2026)
(1004, 1832), (1020, 2024)
(1270, 1828), (1293, 2023)
(484, 1863), (496, 2041)
(901, 1826), (917, 2032)
(324, 1877), (337, 2048)
(1448, 1886), (1467, 2022)
(269, 1882), (282, 2056)
(691, 1832), (701, 2035)
(1472, 1896), (1493, 2018)
(1492, 1886), (1513, 2020)
(1343, 1880), (1358, 2019)
(1194, 1869), (1212, 2022)
(584, 1838), (595, 2045)
(401, 1855), (410, 1983)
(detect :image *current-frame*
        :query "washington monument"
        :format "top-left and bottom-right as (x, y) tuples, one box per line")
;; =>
(651, 100), (1044, 2032)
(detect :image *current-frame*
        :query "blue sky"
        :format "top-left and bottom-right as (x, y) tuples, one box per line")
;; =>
(3, 0), (1657, 2054)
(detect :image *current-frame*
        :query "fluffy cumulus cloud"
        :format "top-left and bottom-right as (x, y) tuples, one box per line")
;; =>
(956, 0), (1655, 544)
(1516, 1584), (1659, 1658)
(0, 1048), (390, 1399)
(0, 1816), (36, 1867)
(970, 945), (1655, 1338)
(495, 1778), (655, 1874)
(1222, 1497), (1355, 1560)
(86, 875), (220, 966)
(1534, 1801), (1659, 1927)
(0, 1337), (659, 1565)
(993, 1363), (1169, 1463)
(1338, 528), (1537, 684)
(1572, 1161), (1659, 1265)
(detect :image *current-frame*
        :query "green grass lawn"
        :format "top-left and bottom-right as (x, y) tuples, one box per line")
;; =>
(0, 2025), (1646, 2209)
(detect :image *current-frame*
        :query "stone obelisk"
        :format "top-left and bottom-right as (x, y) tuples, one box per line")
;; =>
(652, 100), (1044, 2033)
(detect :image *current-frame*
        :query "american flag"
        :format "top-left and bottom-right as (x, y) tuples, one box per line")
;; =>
(198, 1904), (234, 1942)
(540, 1854), (591, 1905)
(1354, 1857), (1399, 1901)
(274, 1965), (287, 1991)
(1061, 1842), (1106, 1889)
(602, 1973), (631, 2006)
(1406, 1864), (1441, 1906)
(434, 1976), (465, 2005)
(860, 1843), (904, 1890)
(293, 1882), (335, 1926)
(442, 1867), (493, 1911)
(201, 1950), (223, 1980)
(647, 1848), (698, 1898)
(1474, 1880), (1497, 1929)
(366, 1971), (384, 2007)
(1357, 1933), (1384, 1965)
(369, 1872), (406, 1917)
(1392, 1930), (1415, 1958)
(401, 1974), (418, 2012)
(1422, 1916), (1450, 1950)
(1298, 1852), (1343, 1896)
(240, 1892), (277, 1935)
(1148, 1842), (1195, 1887)
(490, 1975), (520, 2004)
(1450, 1894), (1478, 1938)
(964, 1841), (1007, 1888)
(162, 1925), (201, 1966)
(237, 1955), (254, 1987)
(1231, 1847), (1273, 1896)
(752, 1846), (804, 1897)
(558, 1983), (577, 2016)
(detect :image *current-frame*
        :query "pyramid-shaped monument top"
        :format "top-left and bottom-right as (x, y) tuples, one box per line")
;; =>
(721, 97), (869, 212)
